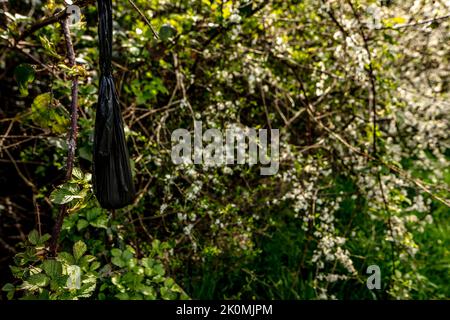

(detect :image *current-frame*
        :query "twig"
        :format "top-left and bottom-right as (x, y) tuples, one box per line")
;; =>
(4, 149), (35, 189)
(305, 104), (450, 208)
(12, 46), (62, 80)
(16, 0), (95, 42)
(127, 0), (159, 40)
(4, 150), (43, 238)
(260, 84), (272, 130)
(189, 1), (269, 79)
(347, 0), (377, 155)
(50, 17), (79, 256)
(6, 197), (26, 242)
(125, 179), (154, 241)
(0, 118), (15, 152)
(0, 159), (46, 165)
(375, 14), (450, 30)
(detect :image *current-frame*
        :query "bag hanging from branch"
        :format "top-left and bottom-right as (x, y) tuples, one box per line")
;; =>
(93, 0), (135, 209)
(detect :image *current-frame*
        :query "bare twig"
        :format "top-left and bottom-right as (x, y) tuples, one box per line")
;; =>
(305, 103), (450, 208)
(16, 0), (95, 42)
(260, 85), (272, 130)
(127, 0), (159, 40)
(375, 13), (450, 30)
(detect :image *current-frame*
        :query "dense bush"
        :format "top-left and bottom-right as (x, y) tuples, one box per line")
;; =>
(0, 0), (449, 299)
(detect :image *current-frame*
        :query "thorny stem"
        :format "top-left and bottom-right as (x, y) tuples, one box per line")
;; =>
(49, 17), (79, 256)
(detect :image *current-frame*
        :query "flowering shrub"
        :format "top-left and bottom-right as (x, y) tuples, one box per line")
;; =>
(0, 0), (449, 299)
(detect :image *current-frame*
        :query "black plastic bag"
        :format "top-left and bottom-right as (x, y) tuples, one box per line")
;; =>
(93, 0), (135, 209)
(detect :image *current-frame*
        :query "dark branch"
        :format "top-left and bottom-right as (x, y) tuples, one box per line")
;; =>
(49, 17), (79, 256)
(17, 0), (95, 42)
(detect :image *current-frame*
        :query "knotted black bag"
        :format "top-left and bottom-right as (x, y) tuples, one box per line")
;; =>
(93, 0), (135, 209)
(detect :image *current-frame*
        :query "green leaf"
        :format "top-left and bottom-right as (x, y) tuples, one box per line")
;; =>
(50, 183), (83, 204)
(58, 252), (75, 265)
(7, 290), (15, 300)
(77, 219), (89, 231)
(77, 277), (97, 298)
(164, 277), (175, 288)
(90, 215), (108, 229)
(141, 257), (154, 269)
(138, 284), (156, 298)
(86, 208), (99, 221)
(42, 260), (63, 278)
(39, 233), (51, 244)
(54, 275), (69, 290)
(39, 35), (60, 58)
(79, 255), (96, 269)
(154, 263), (165, 277)
(122, 249), (134, 261)
(2, 283), (15, 292)
(160, 286), (177, 300)
(159, 24), (177, 42)
(79, 146), (93, 162)
(14, 63), (35, 97)
(72, 167), (84, 180)
(115, 292), (129, 300)
(111, 256), (125, 268)
(28, 229), (39, 245)
(90, 261), (101, 271)
(3, 284), (16, 300)
(111, 248), (122, 257)
(27, 273), (49, 287)
(30, 93), (69, 134)
(73, 240), (87, 261)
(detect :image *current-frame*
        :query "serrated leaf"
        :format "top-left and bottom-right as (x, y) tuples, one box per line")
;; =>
(39, 233), (51, 244)
(50, 183), (83, 204)
(77, 219), (89, 231)
(14, 63), (35, 97)
(90, 215), (108, 229)
(28, 230), (39, 245)
(90, 261), (101, 271)
(72, 167), (84, 180)
(27, 273), (49, 287)
(79, 255), (96, 269)
(138, 284), (156, 298)
(77, 280), (96, 298)
(9, 266), (22, 277)
(29, 93), (69, 134)
(42, 260), (63, 278)
(2, 283), (15, 292)
(73, 240), (87, 261)
(58, 251), (75, 265)
(86, 208), (99, 222)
